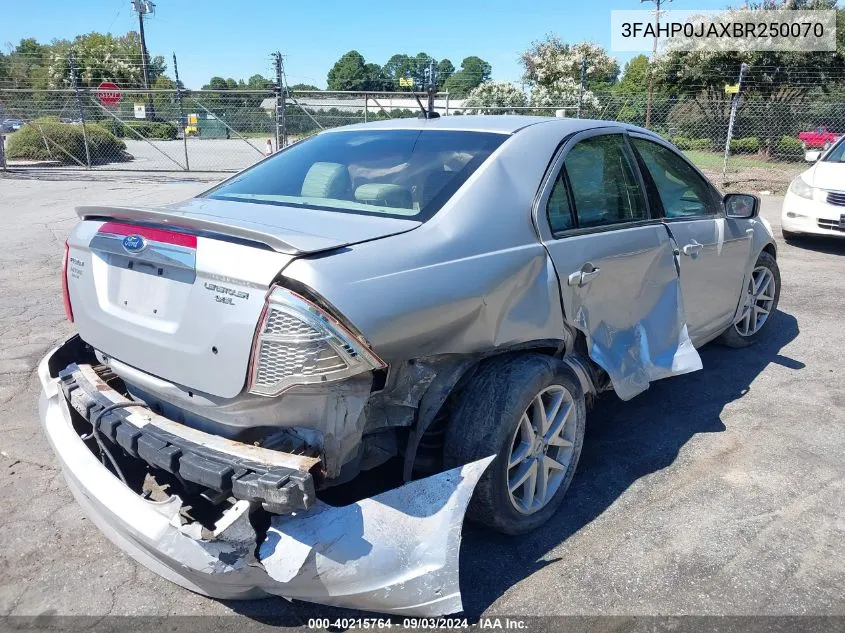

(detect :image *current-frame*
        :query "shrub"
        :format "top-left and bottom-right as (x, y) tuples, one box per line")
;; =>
(101, 119), (178, 140)
(773, 135), (805, 162)
(729, 137), (760, 154)
(671, 136), (711, 151)
(7, 118), (128, 165)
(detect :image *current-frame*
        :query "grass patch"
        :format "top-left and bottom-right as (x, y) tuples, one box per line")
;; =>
(683, 150), (799, 172)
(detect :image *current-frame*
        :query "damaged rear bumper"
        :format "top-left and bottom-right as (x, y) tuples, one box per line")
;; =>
(37, 340), (492, 615)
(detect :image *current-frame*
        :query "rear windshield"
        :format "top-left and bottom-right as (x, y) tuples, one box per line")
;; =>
(203, 129), (507, 221)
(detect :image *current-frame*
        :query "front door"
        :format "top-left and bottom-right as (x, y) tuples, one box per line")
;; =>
(628, 134), (753, 344)
(537, 131), (702, 401)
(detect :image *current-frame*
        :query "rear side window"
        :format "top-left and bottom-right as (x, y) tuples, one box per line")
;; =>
(546, 170), (575, 233)
(203, 130), (506, 221)
(564, 135), (646, 229)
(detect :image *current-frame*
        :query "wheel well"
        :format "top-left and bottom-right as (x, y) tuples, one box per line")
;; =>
(404, 345), (563, 479)
(762, 242), (777, 259)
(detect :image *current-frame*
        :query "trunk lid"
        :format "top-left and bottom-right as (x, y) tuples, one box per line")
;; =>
(67, 203), (418, 399)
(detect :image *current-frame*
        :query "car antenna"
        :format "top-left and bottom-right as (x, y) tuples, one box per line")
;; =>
(415, 59), (440, 120)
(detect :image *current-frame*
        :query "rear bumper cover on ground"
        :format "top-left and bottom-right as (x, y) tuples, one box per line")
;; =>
(38, 340), (493, 615)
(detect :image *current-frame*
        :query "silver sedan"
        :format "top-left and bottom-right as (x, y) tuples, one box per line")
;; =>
(40, 115), (780, 615)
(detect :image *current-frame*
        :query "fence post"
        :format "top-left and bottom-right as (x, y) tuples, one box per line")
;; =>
(577, 55), (587, 119)
(445, 92), (450, 116)
(722, 62), (748, 186)
(68, 52), (92, 169)
(173, 53), (190, 171)
(364, 93), (368, 122)
(0, 128), (6, 171)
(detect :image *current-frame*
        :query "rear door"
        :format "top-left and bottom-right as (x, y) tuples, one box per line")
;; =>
(628, 134), (752, 344)
(536, 129), (701, 401)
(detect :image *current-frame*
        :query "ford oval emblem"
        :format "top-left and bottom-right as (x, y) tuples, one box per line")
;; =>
(122, 234), (147, 254)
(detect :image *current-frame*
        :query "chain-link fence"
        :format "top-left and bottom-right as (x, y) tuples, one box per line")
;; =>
(2, 87), (843, 191)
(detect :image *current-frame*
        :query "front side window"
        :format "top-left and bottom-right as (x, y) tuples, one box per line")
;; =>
(564, 135), (647, 229)
(632, 138), (715, 218)
(203, 130), (507, 220)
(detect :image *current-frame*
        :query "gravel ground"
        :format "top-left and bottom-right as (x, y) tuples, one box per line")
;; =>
(0, 175), (843, 624)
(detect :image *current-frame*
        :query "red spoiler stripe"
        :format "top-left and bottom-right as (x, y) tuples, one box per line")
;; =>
(99, 221), (197, 249)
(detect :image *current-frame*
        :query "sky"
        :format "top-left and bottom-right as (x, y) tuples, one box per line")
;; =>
(2, 0), (739, 89)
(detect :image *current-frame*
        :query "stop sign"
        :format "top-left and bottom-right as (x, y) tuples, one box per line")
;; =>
(97, 82), (122, 106)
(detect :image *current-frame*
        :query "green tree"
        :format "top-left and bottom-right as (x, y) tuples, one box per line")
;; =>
(365, 63), (392, 91)
(436, 59), (455, 90)
(326, 50), (369, 91)
(383, 53), (413, 89)
(616, 54), (650, 93)
(443, 56), (492, 95)
(203, 76), (229, 90)
(246, 74), (272, 90)
(4, 38), (50, 89)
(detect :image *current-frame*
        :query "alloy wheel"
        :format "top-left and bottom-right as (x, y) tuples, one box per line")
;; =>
(506, 385), (577, 515)
(735, 265), (776, 337)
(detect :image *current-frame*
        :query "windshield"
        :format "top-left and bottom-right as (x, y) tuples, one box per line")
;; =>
(204, 129), (508, 220)
(823, 136), (845, 162)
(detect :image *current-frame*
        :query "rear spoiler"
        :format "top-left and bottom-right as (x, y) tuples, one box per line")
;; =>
(76, 205), (301, 254)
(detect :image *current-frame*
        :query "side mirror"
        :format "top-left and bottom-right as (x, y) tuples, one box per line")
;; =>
(724, 193), (760, 219)
(805, 150), (822, 162)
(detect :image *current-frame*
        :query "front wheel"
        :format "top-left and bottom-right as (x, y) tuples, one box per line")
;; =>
(443, 354), (586, 535)
(717, 250), (781, 348)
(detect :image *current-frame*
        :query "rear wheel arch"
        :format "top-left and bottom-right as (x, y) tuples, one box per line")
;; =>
(401, 342), (567, 481)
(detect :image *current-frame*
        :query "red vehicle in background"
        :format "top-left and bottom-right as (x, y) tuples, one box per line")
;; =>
(798, 126), (841, 150)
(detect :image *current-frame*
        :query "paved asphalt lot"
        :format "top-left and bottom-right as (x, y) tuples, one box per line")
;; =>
(0, 174), (843, 623)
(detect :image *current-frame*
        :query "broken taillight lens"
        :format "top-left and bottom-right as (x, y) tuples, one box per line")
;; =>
(247, 285), (386, 397)
(62, 241), (74, 323)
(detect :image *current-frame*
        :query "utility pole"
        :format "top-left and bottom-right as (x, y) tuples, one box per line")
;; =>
(68, 51), (92, 168)
(273, 52), (287, 149)
(576, 55), (587, 119)
(722, 62), (747, 185)
(173, 52), (189, 170)
(132, 0), (156, 119)
(642, 0), (670, 129)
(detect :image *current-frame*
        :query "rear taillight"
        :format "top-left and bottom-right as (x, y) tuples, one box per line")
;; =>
(247, 285), (386, 396)
(61, 241), (74, 323)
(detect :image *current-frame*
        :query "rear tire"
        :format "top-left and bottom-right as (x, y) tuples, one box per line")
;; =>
(717, 251), (780, 349)
(443, 354), (586, 535)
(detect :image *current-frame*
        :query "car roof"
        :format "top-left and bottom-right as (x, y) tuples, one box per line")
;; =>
(325, 115), (658, 138)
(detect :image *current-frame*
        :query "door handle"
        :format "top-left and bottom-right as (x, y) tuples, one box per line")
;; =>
(567, 264), (601, 287)
(682, 241), (704, 257)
